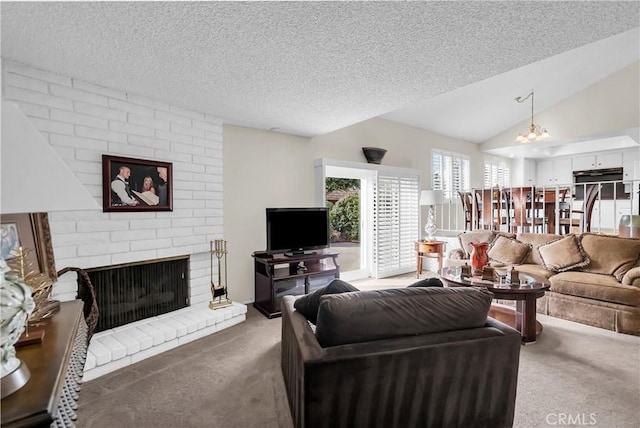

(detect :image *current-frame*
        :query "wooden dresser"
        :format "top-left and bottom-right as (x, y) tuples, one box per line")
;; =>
(1, 301), (88, 428)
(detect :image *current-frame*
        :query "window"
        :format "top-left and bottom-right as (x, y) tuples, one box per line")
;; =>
(484, 162), (511, 188)
(432, 150), (470, 200)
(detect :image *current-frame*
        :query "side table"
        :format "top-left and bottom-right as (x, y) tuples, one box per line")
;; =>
(415, 240), (447, 278)
(1, 300), (87, 427)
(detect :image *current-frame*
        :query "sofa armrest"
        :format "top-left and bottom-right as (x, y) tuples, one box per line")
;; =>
(622, 267), (640, 287)
(448, 248), (467, 260)
(281, 296), (324, 428)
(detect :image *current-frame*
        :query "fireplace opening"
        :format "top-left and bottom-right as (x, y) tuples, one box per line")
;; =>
(87, 256), (190, 332)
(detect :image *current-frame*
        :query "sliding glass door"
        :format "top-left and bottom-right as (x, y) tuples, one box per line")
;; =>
(324, 166), (373, 281)
(315, 159), (420, 280)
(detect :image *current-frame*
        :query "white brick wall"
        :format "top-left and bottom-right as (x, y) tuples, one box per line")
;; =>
(2, 60), (223, 307)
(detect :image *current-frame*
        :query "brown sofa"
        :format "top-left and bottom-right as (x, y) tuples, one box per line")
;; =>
(448, 230), (640, 335)
(281, 287), (521, 428)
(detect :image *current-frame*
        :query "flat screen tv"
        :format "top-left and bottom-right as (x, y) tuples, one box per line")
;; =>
(266, 207), (330, 256)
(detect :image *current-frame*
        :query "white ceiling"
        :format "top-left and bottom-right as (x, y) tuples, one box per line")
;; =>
(1, 2), (639, 142)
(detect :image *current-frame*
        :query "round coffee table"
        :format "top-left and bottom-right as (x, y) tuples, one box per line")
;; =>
(439, 266), (550, 344)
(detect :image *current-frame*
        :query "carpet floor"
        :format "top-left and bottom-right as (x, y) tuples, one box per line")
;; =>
(77, 283), (640, 428)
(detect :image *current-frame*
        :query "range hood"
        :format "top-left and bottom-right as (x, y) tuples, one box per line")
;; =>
(573, 167), (623, 176)
(572, 167), (625, 200)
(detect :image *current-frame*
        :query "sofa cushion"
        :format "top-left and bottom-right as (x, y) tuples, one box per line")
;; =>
(488, 236), (531, 265)
(578, 233), (640, 281)
(517, 233), (563, 265)
(314, 287), (493, 347)
(514, 264), (556, 279)
(293, 279), (359, 324)
(550, 271), (640, 307)
(538, 235), (590, 272)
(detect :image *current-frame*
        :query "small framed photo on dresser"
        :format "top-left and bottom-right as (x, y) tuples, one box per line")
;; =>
(102, 155), (173, 212)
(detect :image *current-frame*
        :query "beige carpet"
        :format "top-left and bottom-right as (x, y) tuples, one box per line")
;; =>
(77, 282), (640, 428)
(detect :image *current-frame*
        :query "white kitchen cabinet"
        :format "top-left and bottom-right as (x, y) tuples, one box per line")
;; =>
(590, 199), (632, 233)
(535, 157), (572, 186)
(597, 152), (623, 169)
(573, 152), (623, 171)
(573, 155), (595, 170)
(622, 150), (639, 180)
(536, 160), (553, 184)
(510, 158), (536, 186)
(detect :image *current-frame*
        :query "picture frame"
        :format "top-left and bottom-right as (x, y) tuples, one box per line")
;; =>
(0, 213), (58, 282)
(102, 155), (173, 212)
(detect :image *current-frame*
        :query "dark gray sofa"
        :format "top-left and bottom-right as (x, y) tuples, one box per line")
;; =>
(281, 287), (522, 428)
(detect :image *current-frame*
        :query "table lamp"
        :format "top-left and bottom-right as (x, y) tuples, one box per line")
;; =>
(419, 189), (443, 241)
(1, 101), (99, 398)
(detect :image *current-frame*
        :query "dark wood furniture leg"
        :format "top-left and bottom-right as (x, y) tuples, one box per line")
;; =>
(517, 294), (538, 343)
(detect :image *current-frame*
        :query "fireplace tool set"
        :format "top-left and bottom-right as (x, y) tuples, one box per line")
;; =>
(210, 239), (232, 310)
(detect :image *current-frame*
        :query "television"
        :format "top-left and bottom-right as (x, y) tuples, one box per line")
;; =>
(266, 207), (330, 256)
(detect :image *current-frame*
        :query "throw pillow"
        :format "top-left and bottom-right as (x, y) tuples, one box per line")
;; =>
(538, 234), (590, 273)
(293, 279), (359, 324)
(408, 278), (443, 287)
(487, 236), (531, 265)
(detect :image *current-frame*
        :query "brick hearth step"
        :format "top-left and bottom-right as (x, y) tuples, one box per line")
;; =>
(83, 302), (247, 381)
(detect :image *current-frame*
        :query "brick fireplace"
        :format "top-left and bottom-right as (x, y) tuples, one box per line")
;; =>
(3, 61), (247, 381)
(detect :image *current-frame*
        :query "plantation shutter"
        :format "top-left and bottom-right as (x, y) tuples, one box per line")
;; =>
(433, 149), (470, 201)
(373, 173), (419, 278)
(502, 167), (510, 187)
(432, 152), (443, 191)
(484, 162), (510, 187)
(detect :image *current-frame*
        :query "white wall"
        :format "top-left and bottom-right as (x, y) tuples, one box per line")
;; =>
(223, 125), (315, 303)
(224, 118), (482, 302)
(310, 117), (487, 189)
(2, 61), (224, 306)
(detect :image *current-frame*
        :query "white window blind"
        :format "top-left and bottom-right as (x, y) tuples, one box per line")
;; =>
(432, 150), (470, 200)
(373, 173), (419, 278)
(484, 162), (511, 187)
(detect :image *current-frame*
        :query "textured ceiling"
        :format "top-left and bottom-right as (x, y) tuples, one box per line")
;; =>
(1, 1), (639, 140)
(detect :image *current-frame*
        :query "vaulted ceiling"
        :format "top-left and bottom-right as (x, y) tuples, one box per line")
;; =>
(1, 1), (639, 141)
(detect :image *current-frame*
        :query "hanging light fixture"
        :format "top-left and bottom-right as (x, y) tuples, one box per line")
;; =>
(514, 90), (550, 143)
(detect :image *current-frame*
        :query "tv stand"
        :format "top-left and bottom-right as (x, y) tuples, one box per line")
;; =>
(284, 251), (316, 257)
(252, 251), (339, 318)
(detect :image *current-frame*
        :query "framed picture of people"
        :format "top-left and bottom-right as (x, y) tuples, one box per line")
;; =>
(102, 155), (173, 212)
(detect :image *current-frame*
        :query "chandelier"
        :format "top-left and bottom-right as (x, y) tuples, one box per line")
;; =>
(514, 90), (550, 143)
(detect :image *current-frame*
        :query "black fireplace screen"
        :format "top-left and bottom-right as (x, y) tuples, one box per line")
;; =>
(87, 256), (190, 332)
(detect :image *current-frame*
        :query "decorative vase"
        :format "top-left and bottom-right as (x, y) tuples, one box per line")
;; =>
(362, 147), (387, 164)
(469, 241), (489, 275)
